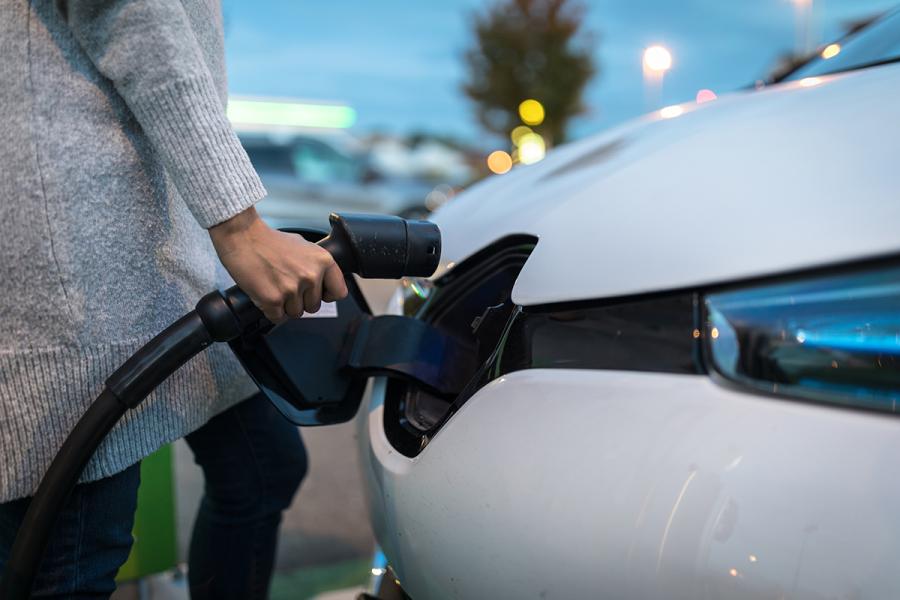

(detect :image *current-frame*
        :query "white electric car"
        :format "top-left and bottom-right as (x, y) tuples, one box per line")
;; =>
(353, 11), (900, 600)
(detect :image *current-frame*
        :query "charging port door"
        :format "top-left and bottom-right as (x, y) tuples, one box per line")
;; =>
(227, 226), (468, 427)
(229, 278), (474, 426)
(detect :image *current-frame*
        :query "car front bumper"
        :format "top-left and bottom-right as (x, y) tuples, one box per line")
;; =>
(357, 368), (900, 599)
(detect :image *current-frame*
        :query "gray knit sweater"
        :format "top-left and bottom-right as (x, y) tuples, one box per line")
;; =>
(0, 0), (265, 501)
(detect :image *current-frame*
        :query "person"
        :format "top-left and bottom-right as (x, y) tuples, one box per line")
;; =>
(0, 0), (348, 598)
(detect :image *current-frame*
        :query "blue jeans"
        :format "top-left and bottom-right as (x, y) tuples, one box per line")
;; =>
(0, 463), (141, 599)
(0, 393), (307, 599)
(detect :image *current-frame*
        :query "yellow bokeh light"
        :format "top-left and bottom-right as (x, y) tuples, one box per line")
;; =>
(710, 327), (720, 340)
(517, 133), (546, 165)
(510, 125), (533, 146)
(486, 150), (513, 175)
(643, 45), (672, 73)
(518, 99), (545, 126)
(821, 43), (841, 59)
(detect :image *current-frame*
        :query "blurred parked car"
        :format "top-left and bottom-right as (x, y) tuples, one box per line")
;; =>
(352, 10), (900, 599)
(240, 131), (437, 228)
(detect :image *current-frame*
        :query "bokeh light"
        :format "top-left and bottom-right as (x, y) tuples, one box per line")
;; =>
(517, 133), (546, 165)
(659, 105), (684, 119)
(227, 98), (356, 130)
(486, 150), (513, 174)
(510, 125), (534, 146)
(643, 45), (672, 73)
(821, 43), (841, 59)
(425, 183), (456, 210)
(696, 89), (717, 104)
(518, 99), (546, 126)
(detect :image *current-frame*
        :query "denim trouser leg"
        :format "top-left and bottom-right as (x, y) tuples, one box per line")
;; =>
(0, 462), (141, 599)
(185, 392), (307, 600)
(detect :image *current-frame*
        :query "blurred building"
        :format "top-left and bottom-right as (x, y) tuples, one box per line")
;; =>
(229, 96), (476, 227)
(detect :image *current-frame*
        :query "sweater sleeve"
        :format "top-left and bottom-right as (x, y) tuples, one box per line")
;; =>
(63, 0), (265, 228)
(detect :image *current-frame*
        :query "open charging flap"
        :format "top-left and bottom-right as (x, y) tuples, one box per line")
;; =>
(228, 228), (475, 426)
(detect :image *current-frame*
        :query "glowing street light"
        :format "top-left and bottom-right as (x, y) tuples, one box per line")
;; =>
(642, 45), (672, 74)
(517, 133), (546, 165)
(643, 45), (672, 111)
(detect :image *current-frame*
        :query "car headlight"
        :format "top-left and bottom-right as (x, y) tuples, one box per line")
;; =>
(704, 264), (900, 412)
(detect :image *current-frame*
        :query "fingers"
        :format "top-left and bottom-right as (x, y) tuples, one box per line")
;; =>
(254, 290), (286, 323)
(301, 247), (340, 309)
(302, 284), (322, 315)
(322, 263), (349, 303)
(284, 290), (304, 319)
(218, 227), (346, 322)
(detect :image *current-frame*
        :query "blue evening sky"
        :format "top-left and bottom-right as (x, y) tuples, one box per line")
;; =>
(222, 0), (898, 146)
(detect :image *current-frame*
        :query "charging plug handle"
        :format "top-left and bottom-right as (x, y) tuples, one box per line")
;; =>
(220, 213), (441, 329)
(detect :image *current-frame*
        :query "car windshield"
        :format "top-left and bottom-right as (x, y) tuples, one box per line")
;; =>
(783, 8), (900, 81)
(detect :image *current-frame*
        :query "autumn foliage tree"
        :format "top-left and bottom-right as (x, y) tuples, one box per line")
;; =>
(463, 0), (596, 146)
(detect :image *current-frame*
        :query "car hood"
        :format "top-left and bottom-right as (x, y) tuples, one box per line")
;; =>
(432, 64), (900, 306)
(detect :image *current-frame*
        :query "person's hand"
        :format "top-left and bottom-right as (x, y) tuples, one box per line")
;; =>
(209, 207), (348, 322)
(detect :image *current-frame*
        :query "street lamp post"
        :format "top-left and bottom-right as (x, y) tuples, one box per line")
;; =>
(642, 45), (672, 111)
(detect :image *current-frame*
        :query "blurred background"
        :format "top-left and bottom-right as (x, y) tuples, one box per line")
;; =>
(115, 1), (900, 598)
(223, 0), (898, 231)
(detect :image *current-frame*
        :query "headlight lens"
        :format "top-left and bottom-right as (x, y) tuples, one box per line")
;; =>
(705, 265), (900, 412)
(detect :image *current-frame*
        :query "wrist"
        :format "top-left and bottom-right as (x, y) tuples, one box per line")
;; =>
(209, 206), (263, 242)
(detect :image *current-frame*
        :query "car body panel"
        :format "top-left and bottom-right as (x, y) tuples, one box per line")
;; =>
(431, 64), (900, 306)
(357, 62), (900, 599)
(358, 370), (900, 600)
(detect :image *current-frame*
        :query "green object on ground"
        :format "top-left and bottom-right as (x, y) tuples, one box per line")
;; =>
(116, 445), (179, 581)
(269, 558), (371, 600)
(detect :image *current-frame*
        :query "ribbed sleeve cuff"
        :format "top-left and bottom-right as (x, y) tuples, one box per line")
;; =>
(129, 76), (266, 228)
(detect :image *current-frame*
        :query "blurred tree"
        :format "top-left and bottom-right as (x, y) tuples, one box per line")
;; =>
(462, 0), (596, 145)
